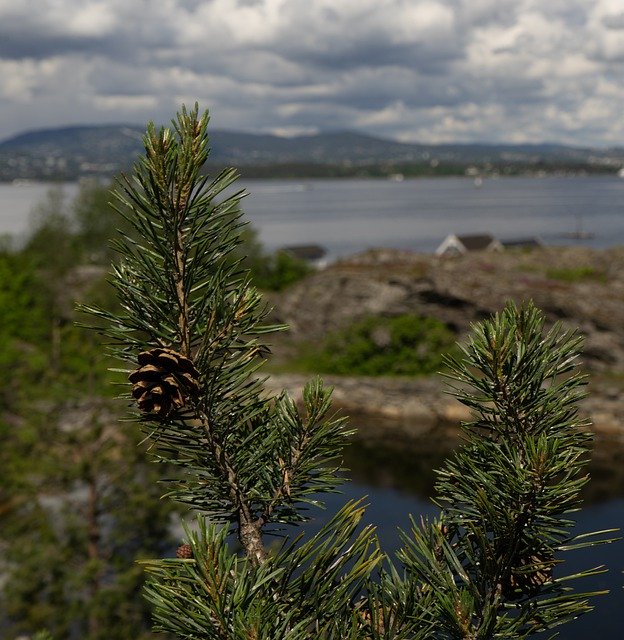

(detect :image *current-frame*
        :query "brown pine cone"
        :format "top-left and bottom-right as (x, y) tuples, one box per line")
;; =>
(129, 347), (200, 417)
(176, 544), (193, 559)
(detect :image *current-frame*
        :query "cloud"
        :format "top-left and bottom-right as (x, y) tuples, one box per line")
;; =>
(0, 0), (622, 146)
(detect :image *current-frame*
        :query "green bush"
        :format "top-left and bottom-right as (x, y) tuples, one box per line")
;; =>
(252, 250), (312, 291)
(230, 229), (311, 291)
(298, 314), (456, 376)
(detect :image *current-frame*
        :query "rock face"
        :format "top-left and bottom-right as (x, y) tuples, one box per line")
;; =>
(265, 246), (624, 441)
(264, 373), (467, 448)
(264, 372), (624, 447)
(269, 246), (624, 373)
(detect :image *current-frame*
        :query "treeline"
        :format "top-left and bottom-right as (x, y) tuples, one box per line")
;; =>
(2, 159), (619, 183)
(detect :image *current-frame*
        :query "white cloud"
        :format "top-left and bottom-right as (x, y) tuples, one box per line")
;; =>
(64, 2), (119, 37)
(0, 0), (622, 146)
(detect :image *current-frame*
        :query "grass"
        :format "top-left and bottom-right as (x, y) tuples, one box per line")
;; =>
(287, 314), (458, 377)
(545, 265), (607, 283)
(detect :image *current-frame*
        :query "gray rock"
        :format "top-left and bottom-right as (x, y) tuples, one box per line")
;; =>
(265, 246), (624, 440)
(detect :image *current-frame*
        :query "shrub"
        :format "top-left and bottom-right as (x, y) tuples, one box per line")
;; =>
(546, 265), (606, 283)
(253, 249), (312, 291)
(298, 314), (456, 376)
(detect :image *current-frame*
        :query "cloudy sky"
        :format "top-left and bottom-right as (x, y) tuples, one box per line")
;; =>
(1, 0), (623, 146)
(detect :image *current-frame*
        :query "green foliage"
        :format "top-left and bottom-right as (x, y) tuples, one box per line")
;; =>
(24, 186), (80, 276)
(24, 180), (131, 269)
(86, 105), (611, 640)
(397, 302), (612, 638)
(546, 265), (606, 283)
(0, 186), (179, 638)
(1, 401), (177, 640)
(250, 249), (312, 291)
(0, 250), (52, 342)
(228, 226), (311, 291)
(0, 248), (118, 405)
(84, 105), (382, 635)
(297, 314), (456, 376)
(72, 179), (125, 264)
(84, 105), (351, 557)
(142, 502), (382, 639)
(0, 251), (53, 410)
(0, 183), (138, 401)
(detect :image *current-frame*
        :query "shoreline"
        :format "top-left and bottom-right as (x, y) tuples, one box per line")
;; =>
(264, 373), (624, 452)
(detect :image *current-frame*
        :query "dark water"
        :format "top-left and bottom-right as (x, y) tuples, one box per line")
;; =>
(239, 175), (624, 258)
(297, 436), (624, 640)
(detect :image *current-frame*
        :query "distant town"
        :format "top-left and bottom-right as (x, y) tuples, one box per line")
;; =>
(1, 124), (624, 182)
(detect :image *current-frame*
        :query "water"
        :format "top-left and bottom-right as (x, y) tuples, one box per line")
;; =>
(1, 175), (624, 257)
(0, 181), (78, 244)
(238, 176), (624, 258)
(306, 437), (624, 640)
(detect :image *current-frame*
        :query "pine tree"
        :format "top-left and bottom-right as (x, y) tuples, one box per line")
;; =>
(85, 104), (613, 639)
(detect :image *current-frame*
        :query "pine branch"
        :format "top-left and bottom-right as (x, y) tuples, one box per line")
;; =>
(141, 501), (381, 639)
(397, 301), (614, 638)
(82, 105), (616, 639)
(82, 105), (352, 569)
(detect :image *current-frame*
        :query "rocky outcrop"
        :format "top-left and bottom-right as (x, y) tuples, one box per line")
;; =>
(264, 372), (624, 447)
(268, 246), (624, 372)
(264, 246), (624, 445)
(263, 373), (466, 448)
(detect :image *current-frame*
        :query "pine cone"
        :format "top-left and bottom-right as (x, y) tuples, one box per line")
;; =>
(129, 347), (200, 417)
(176, 543), (194, 559)
(502, 552), (553, 599)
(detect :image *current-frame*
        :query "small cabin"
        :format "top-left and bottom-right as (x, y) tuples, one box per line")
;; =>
(435, 234), (503, 257)
(280, 244), (328, 269)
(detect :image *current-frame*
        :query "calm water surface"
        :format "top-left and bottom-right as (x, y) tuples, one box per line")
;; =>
(239, 175), (624, 257)
(2, 175), (624, 256)
(0, 181), (79, 240)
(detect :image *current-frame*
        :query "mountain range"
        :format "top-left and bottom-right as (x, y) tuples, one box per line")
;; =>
(1, 124), (623, 181)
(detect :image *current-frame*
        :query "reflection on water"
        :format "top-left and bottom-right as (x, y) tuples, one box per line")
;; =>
(344, 438), (447, 499)
(302, 431), (624, 640)
(344, 432), (624, 506)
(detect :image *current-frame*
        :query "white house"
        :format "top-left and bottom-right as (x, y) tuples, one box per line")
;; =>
(435, 234), (504, 257)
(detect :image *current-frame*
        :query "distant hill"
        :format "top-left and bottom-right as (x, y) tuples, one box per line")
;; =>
(1, 124), (623, 181)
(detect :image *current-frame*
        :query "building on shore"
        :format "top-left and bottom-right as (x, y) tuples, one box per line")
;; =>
(435, 234), (503, 257)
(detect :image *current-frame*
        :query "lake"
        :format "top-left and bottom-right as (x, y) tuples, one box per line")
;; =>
(328, 436), (624, 640)
(239, 175), (624, 258)
(1, 175), (624, 257)
(2, 175), (623, 637)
